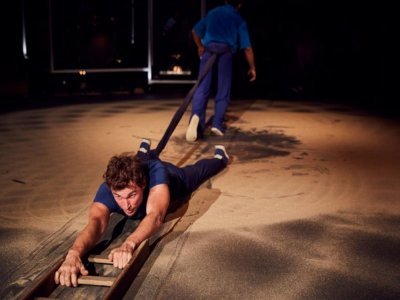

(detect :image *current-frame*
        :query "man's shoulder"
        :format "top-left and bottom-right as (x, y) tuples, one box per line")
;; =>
(143, 158), (164, 172)
(146, 159), (169, 188)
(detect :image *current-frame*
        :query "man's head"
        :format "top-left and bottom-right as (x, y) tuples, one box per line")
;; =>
(104, 154), (146, 216)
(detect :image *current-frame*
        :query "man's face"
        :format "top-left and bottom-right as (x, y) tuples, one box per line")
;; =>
(112, 182), (145, 216)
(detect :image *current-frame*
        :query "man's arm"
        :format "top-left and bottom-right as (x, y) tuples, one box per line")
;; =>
(192, 30), (205, 58)
(244, 47), (256, 82)
(54, 202), (110, 287)
(108, 183), (170, 269)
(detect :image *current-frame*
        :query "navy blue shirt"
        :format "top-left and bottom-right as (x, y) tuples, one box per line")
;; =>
(193, 4), (251, 52)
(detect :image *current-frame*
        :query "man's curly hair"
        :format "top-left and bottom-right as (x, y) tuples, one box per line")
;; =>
(103, 154), (146, 191)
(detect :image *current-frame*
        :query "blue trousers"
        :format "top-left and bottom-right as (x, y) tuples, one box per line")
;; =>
(192, 43), (233, 133)
(137, 150), (226, 202)
(164, 158), (225, 202)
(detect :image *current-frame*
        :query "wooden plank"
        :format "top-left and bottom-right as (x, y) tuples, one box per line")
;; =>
(47, 219), (145, 299)
(19, 217), (175, 299)
(87, 255), (113, 265)
(77, 276), (116, 287)
(19, 258), (64, 300)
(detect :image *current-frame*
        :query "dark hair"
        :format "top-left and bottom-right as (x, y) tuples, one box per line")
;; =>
(103, 154), (146, 190)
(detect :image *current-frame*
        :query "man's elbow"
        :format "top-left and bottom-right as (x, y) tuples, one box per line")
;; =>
(155, 212), (166, 228)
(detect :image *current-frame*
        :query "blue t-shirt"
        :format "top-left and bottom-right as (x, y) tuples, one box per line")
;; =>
(93, 159), (169, 219)
(193, 4), (251, 52)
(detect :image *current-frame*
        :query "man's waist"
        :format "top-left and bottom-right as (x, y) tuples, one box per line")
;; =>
(204, 42), (234, 54)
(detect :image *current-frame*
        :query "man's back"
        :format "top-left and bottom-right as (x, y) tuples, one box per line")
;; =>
(193, 4), (250, 52)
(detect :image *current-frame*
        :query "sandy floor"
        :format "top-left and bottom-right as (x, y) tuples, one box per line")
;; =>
(0, 98), (399, 299)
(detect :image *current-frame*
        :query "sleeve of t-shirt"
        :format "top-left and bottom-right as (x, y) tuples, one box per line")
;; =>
(148, 160), (169, 188)
(238, 22), (251, 49)
(193, 17), (207, 38)
(93, 182), (122, 213)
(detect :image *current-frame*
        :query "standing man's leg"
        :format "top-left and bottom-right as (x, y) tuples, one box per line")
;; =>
(186, 51), (214, 142)
(212, 50), (233, 136)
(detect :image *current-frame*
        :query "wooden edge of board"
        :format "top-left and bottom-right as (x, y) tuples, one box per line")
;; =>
(77, 275), (116, 287)
(103, 239), (150, 300)
(19, 258), (64, 300)
(19, 225), (167, 299)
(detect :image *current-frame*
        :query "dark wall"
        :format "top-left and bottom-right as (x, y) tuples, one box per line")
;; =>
(237, 0), (393, 103)
(1, 1), (25, 80)
(0, 0), (394, 107)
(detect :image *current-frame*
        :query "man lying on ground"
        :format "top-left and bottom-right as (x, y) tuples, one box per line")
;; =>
(54, 139), (230, 287)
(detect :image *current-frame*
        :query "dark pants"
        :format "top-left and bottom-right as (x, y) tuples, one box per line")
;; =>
(137, 150), (226, 202)
(164, 158), (226, 202)
(192, 42), (233, 133)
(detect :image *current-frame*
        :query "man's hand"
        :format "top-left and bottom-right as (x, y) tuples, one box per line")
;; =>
(108, 240), (136, 269)
(54, 250), (89, 287)
(197, 45), (205, 58)
(244, 47), (256, 82)
(248, 68), (256, 82)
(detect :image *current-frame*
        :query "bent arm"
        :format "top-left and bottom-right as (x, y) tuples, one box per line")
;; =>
(109, 184), (170, 268)
(192, 30), (204, 58)
(129, 183), (170, 244)
(244, 47), (256, 82)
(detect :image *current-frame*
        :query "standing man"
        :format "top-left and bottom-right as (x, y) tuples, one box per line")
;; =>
(186, 0), (256, 142)
(54, 139), (230, 287)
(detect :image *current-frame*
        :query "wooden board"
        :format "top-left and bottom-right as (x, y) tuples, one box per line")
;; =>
(18, 214), (180, 299)
(18, 214), (143, 300)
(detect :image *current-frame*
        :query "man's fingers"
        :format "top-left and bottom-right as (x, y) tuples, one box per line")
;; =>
(113, 253), (120, 268)
(71, 273), (78, 287)
(110, 248), (134, 269)
(108, 252), (114, 262)
(59, 272), (65, 286)
(118, 256), (124, 269)
(54, 271), (60, 284)
(118, 252), (132, 269)
(80, 265), (89, 276)
(123, 254), (128, 268)
(64, 272), (72, 287)
(112, 252), (125, 269)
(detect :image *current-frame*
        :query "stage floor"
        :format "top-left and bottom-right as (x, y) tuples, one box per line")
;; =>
(1, 97), (399, 299)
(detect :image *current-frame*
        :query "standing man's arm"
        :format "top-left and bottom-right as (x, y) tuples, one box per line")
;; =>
(108, 184), (170, 269)
(244, 47), (256, 82)
(54, 202), (110, 287)
(192, 30), (205, 58)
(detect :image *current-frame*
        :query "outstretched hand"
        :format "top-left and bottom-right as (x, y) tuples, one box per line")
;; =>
(55, 250), (89, 287)
(108, 240), (137, 269)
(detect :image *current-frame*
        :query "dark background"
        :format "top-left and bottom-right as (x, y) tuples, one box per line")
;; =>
(0, 0), (395, 114)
